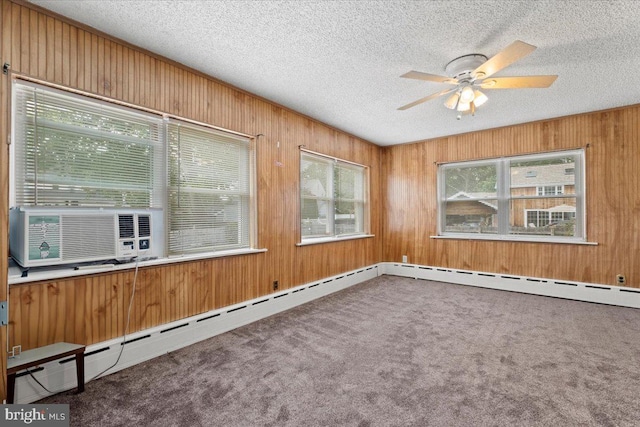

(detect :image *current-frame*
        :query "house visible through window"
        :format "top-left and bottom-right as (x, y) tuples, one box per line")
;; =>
(300, 150), (368, 241)
(438, 149), (585, 241)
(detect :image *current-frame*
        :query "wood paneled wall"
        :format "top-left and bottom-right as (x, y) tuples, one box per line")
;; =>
(382, 107), (640, 288)
(0, 0), (382, 393)
(2, 0), (639, 404)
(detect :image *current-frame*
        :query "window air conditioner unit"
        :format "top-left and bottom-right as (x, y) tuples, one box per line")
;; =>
(9, 207), (164, 268)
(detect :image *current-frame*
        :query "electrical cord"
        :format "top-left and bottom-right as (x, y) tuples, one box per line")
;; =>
(23, 257), (140, 395)
(26, 367), (54, 393)
(88, 257), (139, 381)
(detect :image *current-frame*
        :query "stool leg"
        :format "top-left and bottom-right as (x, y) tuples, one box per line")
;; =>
(7, 373), (16, 404)
(75, 353), (85, 393)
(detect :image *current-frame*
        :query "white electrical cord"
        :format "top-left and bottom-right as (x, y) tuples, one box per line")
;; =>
(88, 257), (140, 381)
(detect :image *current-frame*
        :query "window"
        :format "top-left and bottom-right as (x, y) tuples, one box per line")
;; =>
(537, 185), (564, 196)
(12, 80), (255, 259)
(12, 81), (164, 208)
(167, 120), (253, 255)
(526, 210), (575, 228)
(300, 150), (368, 241)
(438, 149), (585, 241)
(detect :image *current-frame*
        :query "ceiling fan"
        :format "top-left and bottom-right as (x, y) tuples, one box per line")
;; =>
(398, 40), (557, 118)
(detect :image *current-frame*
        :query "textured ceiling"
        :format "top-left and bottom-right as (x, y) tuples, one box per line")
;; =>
(29, 0), (640, 146)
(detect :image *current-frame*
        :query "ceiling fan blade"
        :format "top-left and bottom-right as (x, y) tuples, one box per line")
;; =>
(479, 75), (558, 89)
(472, 40), (537, 79)
(400, 70), (458, 85)
(398, 87), (458, 110)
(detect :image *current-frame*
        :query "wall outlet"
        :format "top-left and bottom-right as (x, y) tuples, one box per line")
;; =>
(273, 280), (279, 291)
(402, 255), (408, 263)
(616, 274), (626, 286)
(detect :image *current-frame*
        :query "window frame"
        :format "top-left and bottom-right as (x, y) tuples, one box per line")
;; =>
(437, 149), (586, 243)
(166, 118), (256, 256)
(299, 149), (371, 244)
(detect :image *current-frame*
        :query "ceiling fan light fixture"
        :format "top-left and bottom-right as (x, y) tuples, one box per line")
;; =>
(444, 92), (460, 110)
(457, 101), (470, 112)
(472, 89), (488, 107)
(459, 85), (475, 104)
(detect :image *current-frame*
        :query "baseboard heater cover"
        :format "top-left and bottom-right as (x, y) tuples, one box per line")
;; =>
(11, 265), (380, 404)
(380, 262), (640, 309)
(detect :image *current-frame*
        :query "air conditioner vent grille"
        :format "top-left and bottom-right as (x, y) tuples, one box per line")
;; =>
(138, 215), (151, 237)
(119, 215), (135, 238)
(60, 216), (116, 261)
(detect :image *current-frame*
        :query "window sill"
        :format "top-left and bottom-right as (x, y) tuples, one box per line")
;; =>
(296, 234), (375, 247)
(8, 248), (268, 285)
(431, 235), (598, 245)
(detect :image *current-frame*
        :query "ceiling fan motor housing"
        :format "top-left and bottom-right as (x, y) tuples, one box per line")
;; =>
(445, 54), (488, 81)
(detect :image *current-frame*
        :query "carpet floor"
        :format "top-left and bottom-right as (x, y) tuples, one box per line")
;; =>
(39, 275), (640, 426)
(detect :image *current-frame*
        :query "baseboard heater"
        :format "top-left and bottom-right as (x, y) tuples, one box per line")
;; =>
(381, 262), (640, 309)
(10, 265), (380, 404)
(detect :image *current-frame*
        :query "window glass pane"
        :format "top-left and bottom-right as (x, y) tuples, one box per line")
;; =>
(301, 154), (333, 238)
(335, 201), (364, 235)
(301, 200), (331, 237)
(510, 198), (577, 236)
(444, 164), (497, 199)
(510, 156), (576, 198)
(335, 164), (364, 201)
(444, 199), (498, 234)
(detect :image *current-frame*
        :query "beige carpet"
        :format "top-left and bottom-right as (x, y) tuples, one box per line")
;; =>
(39, 275), (640, 426)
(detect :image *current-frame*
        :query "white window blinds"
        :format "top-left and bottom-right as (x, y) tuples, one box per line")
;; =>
(167, 120), (252, 255)
(12, 81), (164, 208)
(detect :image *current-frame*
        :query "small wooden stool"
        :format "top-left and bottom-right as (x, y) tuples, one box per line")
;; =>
(7, 342), (86, 404)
